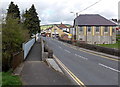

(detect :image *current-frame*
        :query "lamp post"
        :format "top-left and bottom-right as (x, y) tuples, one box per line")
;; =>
(70, 12), (79, 40)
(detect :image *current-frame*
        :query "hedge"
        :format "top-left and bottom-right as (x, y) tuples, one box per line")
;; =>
(58, 38), (120, 57)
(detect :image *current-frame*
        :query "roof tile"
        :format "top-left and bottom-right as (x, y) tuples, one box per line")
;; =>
(75, 14), (117, 26)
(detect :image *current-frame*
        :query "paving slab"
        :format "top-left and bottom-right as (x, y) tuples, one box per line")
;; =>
(26, 42), (42, 61)
(21, 61), (73, 85)
(46, 59), (63, 74)
(21, 42), (74, 85)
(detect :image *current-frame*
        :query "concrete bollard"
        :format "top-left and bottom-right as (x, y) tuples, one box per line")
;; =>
(44, 44), (49, 52)
(48, 48), (53, 58)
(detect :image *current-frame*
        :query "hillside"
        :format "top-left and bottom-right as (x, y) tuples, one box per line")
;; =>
(41, 24), (72, 30)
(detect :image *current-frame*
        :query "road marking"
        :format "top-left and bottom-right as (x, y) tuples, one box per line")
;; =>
(79, 49), (120, 62)
(53, 55), (86, 87)
(75, 54), (88, 60)
(63, 43), (119, 62)
(99, 63), (120, 73)
(64, 49), (71, 53)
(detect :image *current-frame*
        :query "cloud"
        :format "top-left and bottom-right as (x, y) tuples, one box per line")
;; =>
(0, 0), (119, 25)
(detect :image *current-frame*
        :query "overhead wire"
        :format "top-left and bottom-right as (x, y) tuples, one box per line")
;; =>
(78, 0), (102, 14)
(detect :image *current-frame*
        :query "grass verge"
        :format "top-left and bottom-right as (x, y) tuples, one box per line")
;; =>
(1, 71), (22, 86)
(97, 41), (120, 49)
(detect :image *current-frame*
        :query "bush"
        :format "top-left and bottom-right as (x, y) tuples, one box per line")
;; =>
(76, 42), (120, 56)
(2, 18), (29, 71)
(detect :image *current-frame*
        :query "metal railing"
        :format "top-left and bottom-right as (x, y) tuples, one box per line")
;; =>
(22, 38), (35, 59)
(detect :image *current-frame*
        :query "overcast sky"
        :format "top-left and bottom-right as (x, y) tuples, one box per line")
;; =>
(0, 0), (119, 25)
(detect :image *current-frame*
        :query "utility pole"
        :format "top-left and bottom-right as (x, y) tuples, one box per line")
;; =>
(70, 0), (102, 42)
(70, 12), (79, 40)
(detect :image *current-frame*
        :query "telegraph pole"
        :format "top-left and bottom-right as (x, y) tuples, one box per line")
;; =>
(70, 0), (102, 42)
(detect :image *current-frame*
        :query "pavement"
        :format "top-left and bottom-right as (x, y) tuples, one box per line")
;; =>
(26, 42), (42, 61)
(42, 37), (119, 86)
(20, 42), (74, 85)
(46, 59), (63, 74)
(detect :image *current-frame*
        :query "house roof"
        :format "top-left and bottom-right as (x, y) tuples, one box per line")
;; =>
(46, 26), (53, 30)
(74, 14), (117, 26)
(59, 23), (68, 28)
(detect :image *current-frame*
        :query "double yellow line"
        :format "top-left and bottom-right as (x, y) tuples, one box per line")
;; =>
(63, 43), (119, 62)
(54, 55), (86, 87)
(76, 47), (120, 62)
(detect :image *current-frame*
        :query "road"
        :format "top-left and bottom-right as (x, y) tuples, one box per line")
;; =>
(42, 37), (119, 86)
(21, 42), (73, 85)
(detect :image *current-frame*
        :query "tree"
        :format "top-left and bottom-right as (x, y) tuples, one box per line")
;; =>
(2, 18), (22, 71)
(23, 4), (40, 36)
(2, 16), (30, 71)
(6, 2), (20, 21)
(2, 2), (30, 71)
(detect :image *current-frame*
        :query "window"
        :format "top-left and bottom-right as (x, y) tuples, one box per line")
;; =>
(104, 27), (108, 32)
(87, 27), (91, 32)
(79, 27), (83, 32)
(112, 27), (115, 33)
(63, 28), (66, 31)
(96, 27), (99, 32)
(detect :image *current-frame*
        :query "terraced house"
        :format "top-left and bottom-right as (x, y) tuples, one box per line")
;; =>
(73, 14), (117, 44)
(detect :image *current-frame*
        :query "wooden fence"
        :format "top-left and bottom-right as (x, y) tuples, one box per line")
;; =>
(11, 51), (24, 70)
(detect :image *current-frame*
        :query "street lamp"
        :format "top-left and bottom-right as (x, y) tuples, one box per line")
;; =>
(70, 12), (79, 17)
(70, 12), (88, 43)
(70, 12), (79, 40)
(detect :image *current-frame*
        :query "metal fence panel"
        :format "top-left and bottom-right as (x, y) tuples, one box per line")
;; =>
(23, 38), (35, 59)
